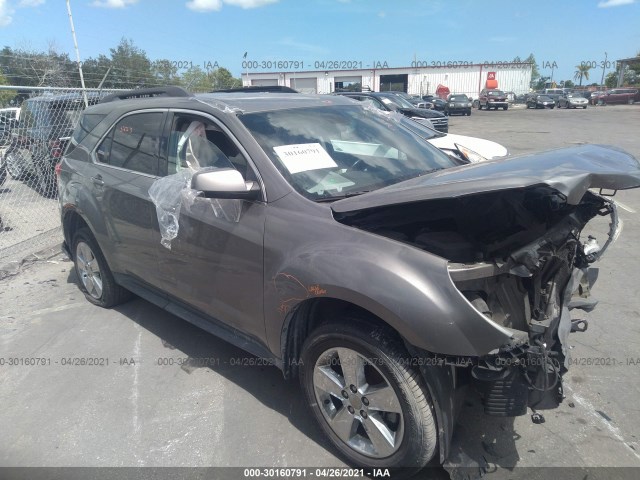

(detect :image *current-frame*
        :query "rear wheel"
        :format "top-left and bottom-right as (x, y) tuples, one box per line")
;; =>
(72, 228), (132, 307)
(5, 150), (25, 180)
(628, 98), (634, 105)
(300, 321), (438, 469)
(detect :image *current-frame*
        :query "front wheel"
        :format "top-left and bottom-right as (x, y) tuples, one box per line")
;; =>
(503, 105), (508, 110)
(300, 321), (438, 469)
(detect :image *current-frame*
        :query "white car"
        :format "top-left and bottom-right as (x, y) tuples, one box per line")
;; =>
(406, 117), (508, 162)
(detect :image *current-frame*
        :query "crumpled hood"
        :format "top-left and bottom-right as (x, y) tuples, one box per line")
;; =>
(332, 144), (640, 214)
(428, 133), (508, 160)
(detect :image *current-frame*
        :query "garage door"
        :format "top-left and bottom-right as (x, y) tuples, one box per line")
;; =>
(290, 77), (317, 94)
(251, 78), (279, 86)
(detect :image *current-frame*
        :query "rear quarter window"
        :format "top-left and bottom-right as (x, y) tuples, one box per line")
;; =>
(66, 113), (107, 155)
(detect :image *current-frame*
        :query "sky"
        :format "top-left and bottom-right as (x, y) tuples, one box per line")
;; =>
(0, 0), (639, 83)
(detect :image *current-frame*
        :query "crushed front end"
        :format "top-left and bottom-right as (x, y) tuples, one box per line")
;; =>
(447, 189), (619, 418)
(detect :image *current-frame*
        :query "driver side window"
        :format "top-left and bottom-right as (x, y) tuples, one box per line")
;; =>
(161, 114), (253, 181)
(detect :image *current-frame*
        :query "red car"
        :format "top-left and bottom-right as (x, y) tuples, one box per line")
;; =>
(593, 88), (638, 105)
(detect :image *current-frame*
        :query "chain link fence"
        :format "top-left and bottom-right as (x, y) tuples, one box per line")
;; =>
(0, 86), (120, 266)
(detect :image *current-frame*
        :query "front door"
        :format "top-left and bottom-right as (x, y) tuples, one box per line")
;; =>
(154, 111), (266, 342)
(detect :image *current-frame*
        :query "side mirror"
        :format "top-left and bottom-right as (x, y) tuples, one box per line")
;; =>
(192, 167), (260, 200)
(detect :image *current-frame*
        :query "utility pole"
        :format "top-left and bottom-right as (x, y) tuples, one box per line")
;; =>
(66, 0), (88, 107)
(600, 52), (608, 87)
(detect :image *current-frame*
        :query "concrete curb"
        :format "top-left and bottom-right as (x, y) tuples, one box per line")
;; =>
(0, 243), (67, 281)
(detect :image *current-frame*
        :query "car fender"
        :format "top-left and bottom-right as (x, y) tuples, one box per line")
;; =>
(263, 206), (514, 358)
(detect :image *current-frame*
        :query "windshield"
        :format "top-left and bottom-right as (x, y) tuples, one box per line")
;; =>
(240, 105), (456, 201)
(449, 95), (468, 101)
(487, 90), (504, 96)
(538, 95), (552, 101)
(379, 95), (415, 109)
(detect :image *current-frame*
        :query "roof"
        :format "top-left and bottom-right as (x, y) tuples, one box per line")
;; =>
(85, 91), (360, 116)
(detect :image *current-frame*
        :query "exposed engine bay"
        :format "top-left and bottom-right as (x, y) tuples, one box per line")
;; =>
(334, 186), (619, 419)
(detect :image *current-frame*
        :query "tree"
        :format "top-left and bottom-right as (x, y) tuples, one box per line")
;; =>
(208, 67), (241, 89)
(0, 71), (17, 106)
(81, 54), (112, 88)
(180, 66), (211, 91)
(151, 59), (180, 86)
(0, 43), (77, 87)
(563, 79), (574, 88)
(106, 38), (153, 89)
(574, 64), (592, 86)
(516, 53), (540, 88)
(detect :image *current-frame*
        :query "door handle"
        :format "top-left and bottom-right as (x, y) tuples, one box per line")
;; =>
(91, 175), (104, 187)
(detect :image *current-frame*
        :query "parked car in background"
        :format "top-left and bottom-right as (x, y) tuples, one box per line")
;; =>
(478, 89), (508, 110)
(4, 92), (103, 197)
(386, 91), (429, 109)
(594, 88), (639, 105)
(404, 117), (507, 161)
(429, 97), (447, 111)
(590, 91), (608, 105)
(556, 93), (588, 109)
(336, 91), (449, 132)
(0, 107), (21, 147)
(527, 94), (556, 109)
(444, 94), (472, 116)
(58, 86), (640, 471)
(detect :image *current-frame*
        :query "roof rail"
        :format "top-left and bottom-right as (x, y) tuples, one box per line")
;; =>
(99, 86), (190, 104)
(211, 86), (299, 94)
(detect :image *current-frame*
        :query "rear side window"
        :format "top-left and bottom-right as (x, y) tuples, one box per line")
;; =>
(96, 112), (164, 176)
(66, 113), (106, 155)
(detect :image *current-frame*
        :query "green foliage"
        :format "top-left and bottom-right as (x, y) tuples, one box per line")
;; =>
(563, 80), (574, 88)
(574, 64), (591, 86)
(605, 71), (617, 88)
(0, 39), (241, 91)
(0, 71), (18, 106)
(514, 54), (539, 88)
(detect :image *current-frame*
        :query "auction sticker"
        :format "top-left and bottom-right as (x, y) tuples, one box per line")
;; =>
(274, 143), (337, 174)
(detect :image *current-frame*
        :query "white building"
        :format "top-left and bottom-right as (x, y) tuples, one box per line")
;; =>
(242, 63), (532, 99)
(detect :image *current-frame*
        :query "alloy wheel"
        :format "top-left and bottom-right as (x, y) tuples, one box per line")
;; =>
(312, 347), (404, 458)
(75, 241), (103, 300)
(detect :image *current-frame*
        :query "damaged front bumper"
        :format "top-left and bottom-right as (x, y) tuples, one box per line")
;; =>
(446, 193), (620, 416)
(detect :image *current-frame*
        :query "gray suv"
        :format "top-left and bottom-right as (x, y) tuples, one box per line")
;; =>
(58, 87), (640, 470)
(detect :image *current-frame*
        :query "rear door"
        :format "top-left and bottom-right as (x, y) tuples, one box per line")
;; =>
(92, 109), (167, 287)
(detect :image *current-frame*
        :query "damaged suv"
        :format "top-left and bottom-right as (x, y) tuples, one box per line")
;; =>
(58, 87), (640, 470)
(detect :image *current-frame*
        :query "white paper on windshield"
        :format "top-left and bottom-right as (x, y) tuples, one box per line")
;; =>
(274, 143), (337, 174)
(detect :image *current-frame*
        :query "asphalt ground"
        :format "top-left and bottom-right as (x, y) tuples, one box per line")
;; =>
(1, 103), (639, 480)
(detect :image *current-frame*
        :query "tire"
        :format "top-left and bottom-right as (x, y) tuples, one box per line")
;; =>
(33, 164), (57, 199)
(0, 164), (6, 187)
(628, 98), (634, 105)
(503, 106), (508, 111)
(300, 321), (438, 470)
(5, 150), (25, 180)
(583, 106), (587, 109)
(478, 103), (482, 110)
(72, 228), (132, 308)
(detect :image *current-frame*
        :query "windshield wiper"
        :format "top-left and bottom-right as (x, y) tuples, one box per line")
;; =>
(315, 190), (373, 202)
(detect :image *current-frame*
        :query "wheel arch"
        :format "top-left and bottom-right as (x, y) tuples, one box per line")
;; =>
(283, 296), (459, 465)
